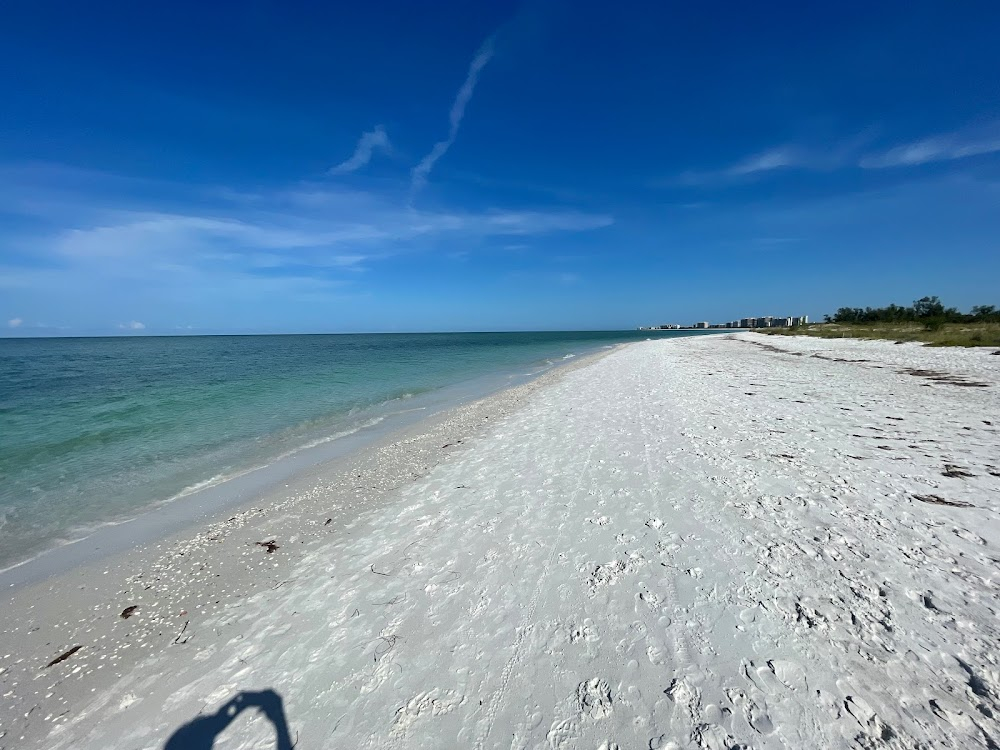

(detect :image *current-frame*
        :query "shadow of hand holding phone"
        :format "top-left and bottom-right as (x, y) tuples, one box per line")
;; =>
(164, 689), (293, 750)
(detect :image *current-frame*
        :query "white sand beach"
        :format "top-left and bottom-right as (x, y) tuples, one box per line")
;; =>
(2, 333), (999, 749)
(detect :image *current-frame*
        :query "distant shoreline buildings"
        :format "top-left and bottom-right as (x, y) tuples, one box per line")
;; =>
(638, 315), (808, 331)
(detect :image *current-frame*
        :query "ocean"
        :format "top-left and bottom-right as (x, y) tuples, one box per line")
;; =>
(0, 330), (711, 570)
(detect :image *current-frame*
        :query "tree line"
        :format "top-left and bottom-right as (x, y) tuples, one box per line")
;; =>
(824, 296), (1000, 324)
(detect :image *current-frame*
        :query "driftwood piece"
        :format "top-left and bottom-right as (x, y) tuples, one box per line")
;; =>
(45, 645), (83, 668)
(913, 494), (973, 508)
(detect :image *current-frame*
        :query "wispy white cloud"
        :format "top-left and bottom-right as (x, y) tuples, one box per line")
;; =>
(668, 133), (879, 187)
(7, 317), (22, 328)
(53, 214), (390, 261)
(44, 205), (611, 268)
(860, 127), (1000, 168)
(726, 148), (798, 176)
(673, 147), (802, 186)
(118, 320), (145, 330)
(0, 162), (614, 332)
(477, 210), (612, 234)
(1, 167), (613, 290)
(411, 38), (495, 194)
(328, 125), (392, 175)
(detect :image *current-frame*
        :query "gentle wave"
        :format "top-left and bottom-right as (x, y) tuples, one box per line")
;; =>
(0, 330), (708, 569)
(0, 413), (392, 576)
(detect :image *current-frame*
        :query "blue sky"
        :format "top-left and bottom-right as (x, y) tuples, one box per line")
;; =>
(2, 1), (999, 335)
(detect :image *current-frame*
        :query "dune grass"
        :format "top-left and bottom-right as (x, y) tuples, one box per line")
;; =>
(755, 322), (1000, 348)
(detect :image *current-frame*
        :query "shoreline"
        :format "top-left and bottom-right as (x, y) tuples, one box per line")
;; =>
(0, 344), (614, 590)
(4, 332), (998, 749)
(1, 330), (706, 579)
(0, 343), (625, 747)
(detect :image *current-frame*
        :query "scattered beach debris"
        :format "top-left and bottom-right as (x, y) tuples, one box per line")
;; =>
(441, 439), (463, 449)
(913, 494), (973, 508)
(745, 340), (805, 356)
(120, 605), (139, 619)
(373, 634), (399, 662)
(370, 564), (391, 576)
(45, 645), (83, 669)
(942, 465), (975, 479)
(898, 368), (989, 387)
(370, 594), (406, 606)
(256, 540), (279, 553)
(174, 620), (190, 645)
(324, 518), (332, 526)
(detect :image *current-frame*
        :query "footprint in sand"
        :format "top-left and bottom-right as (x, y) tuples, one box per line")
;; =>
(726, 687), (774, 735)
(577, 678), (614, 720)
(391, 689), (465, 733)
(546, 718), (578, 748)
(587, 553), (648, 592)
(569, 620), (596, 644)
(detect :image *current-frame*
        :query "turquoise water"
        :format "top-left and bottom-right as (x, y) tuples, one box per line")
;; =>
(0, 330), (710, 568)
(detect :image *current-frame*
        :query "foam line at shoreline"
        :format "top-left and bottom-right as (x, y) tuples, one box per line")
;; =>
(0, 343), (626, 590)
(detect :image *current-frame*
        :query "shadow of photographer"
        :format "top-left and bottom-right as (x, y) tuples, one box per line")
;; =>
(164, 689), (293, 750)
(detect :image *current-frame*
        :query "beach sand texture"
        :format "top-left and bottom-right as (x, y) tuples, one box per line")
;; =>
(3, 333), (999, 749)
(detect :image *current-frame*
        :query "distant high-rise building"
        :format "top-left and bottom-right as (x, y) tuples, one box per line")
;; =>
(643, 313), (807, 330)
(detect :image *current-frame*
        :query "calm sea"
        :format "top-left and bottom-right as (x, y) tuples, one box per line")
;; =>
(0, 330), (710, 569)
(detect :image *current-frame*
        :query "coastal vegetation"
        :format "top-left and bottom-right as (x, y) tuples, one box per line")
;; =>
(758, 296), (1000, 347)
(823, 296), (1000, 326)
